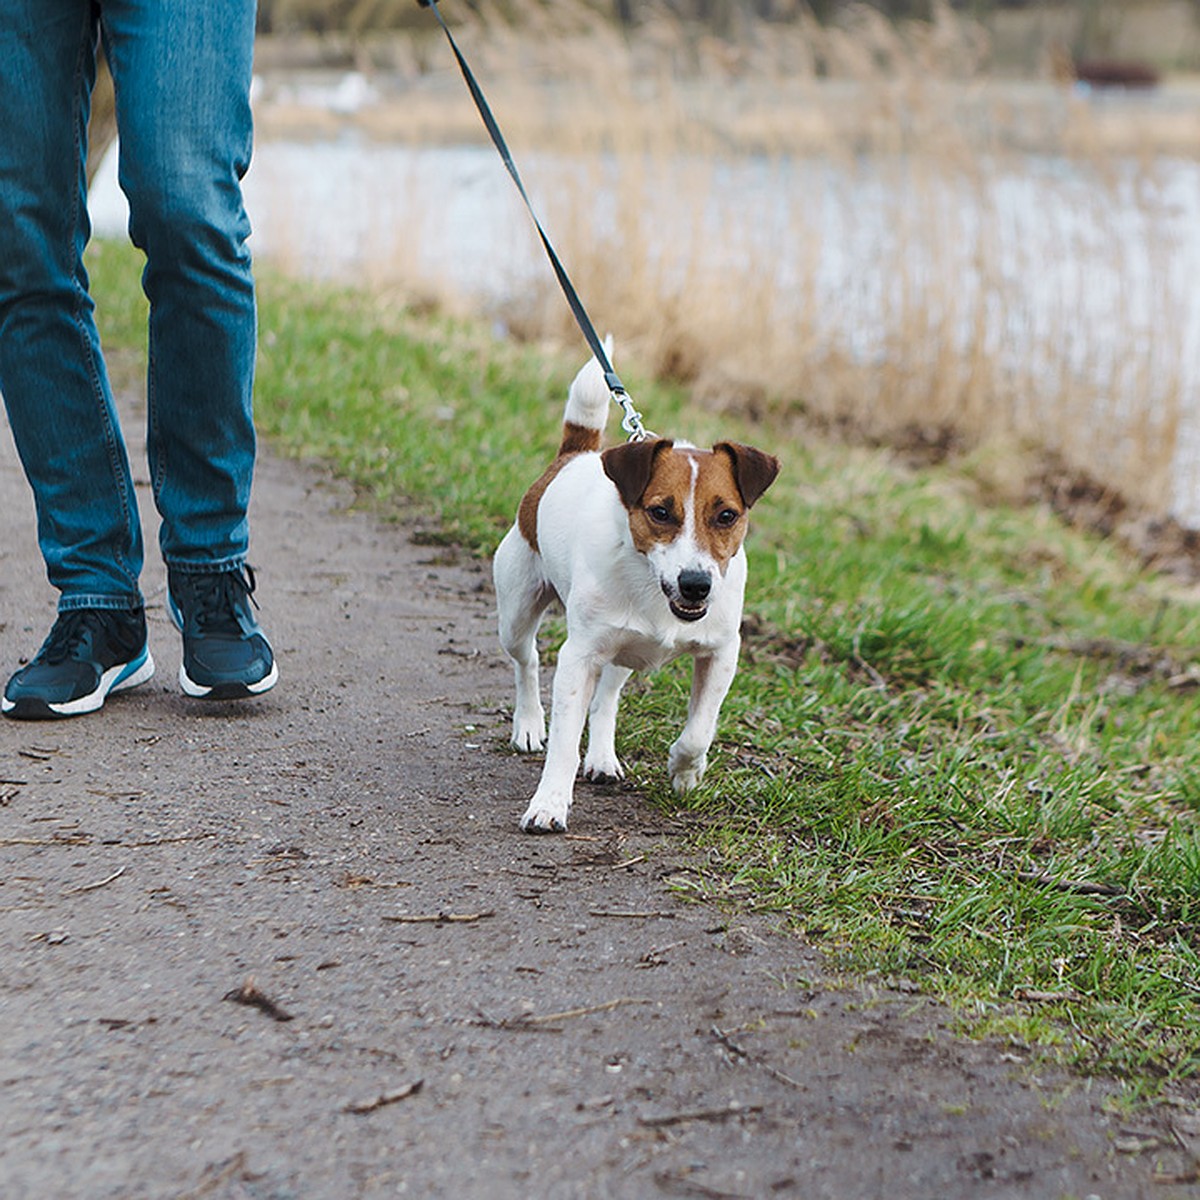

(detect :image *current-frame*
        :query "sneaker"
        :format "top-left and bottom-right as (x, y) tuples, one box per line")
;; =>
(2, 608), (155, 720)
(168, 565), (278, 700)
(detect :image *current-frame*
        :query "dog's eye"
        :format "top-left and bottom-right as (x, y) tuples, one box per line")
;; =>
(714, 508), (741, 527)
(646, 504), (673, 524)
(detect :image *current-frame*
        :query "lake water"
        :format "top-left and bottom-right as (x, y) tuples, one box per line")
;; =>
(88, 131), (1200, 525)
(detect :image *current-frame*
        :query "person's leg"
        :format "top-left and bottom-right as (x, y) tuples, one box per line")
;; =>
(100, 0), (258, 570)
(102, 0), (275, 700)
(0, 0), (145, 612)
(0, 1), (153, 719)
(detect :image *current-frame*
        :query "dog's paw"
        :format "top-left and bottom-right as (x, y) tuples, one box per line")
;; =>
(583, 751), (624, 784)
(510, 713), (546, 753)
(520, 799), (570, 834)
(668, 744), (708, 793)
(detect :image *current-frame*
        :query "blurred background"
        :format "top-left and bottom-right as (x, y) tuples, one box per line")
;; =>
(88, 0), (1200, 541)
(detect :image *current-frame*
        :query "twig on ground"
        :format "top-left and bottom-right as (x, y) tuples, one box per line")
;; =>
(850, 651), (887, 690)
(653, 1171), (751, 1199)
(476, 996), (652, 1031)
(344, 1079), (424, 1113)
(62, 865), (126, 895)
(1153, 1169), (1200, 1185)
(711, 1025), (806, 1089)
(1013, 988), (1086, 1004)
(612, 854), (648, 869)
(122, 832), (218, 847)
(639, 1101), (763, 1129)
(383, 909), (495, 924)
(223, 976), (294, 1022)
(339, 874), (412, 890)
(638, 938), (688, 968)
(1150, 968), (1200, 996)
(528, 997), (651, 1023)
(0, 836), (91, 847)
(1016, 870), (1124, 897)
(589, 909), (677, 920)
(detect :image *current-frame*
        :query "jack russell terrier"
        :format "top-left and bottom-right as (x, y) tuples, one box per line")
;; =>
(493, 349), (779, 833)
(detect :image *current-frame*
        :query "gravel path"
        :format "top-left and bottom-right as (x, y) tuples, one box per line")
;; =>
(0, 392), (1194, 1199)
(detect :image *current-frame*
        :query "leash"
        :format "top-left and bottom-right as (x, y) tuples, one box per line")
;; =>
(418, 0), (652, 442)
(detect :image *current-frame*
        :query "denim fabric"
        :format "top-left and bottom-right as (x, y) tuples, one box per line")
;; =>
(0, 0), (258, 612)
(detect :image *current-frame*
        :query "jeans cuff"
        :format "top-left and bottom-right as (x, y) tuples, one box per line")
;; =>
(164, 555), (246, 576)
(58, 595), (144, 613)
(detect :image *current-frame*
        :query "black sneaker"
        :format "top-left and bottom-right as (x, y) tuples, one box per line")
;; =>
(168, 565), (278, 700)
(2, 608), (155, 720)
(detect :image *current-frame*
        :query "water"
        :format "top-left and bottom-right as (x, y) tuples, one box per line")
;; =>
(88, 133), (1200, 524)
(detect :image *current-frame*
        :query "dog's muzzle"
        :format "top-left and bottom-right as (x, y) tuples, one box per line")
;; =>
(667, 569), (712, 622)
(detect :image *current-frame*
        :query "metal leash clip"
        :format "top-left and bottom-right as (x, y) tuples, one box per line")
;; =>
(614, 389), (654, 443)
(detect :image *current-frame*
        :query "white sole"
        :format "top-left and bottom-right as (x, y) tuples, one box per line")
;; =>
(2, 651), (155, 718)
(178, 659), (279, 700)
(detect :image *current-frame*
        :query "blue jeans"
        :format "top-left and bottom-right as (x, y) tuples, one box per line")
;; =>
(0, 0), (257, 613)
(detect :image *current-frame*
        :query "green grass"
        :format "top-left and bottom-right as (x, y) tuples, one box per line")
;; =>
(87, 238), (1200, 1092)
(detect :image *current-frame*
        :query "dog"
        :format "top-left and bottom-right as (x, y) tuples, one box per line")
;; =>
(493, 347), (779, 833)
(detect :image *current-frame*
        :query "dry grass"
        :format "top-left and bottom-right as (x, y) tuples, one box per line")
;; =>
(253, 0), (1199, 523)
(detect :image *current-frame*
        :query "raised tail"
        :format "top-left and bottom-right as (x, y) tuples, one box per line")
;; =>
(557, 336), (614, 456)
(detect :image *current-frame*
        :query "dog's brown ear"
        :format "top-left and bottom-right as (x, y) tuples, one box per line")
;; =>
(714, 442), (780, 508)
(602, 438), (674, 507)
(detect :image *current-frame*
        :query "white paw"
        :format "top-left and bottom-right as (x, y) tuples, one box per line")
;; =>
(520, 797), (570, 834)
(668, 744), (708, 793)
(511, 711), (546, 752)
(583, 750), (624, 783)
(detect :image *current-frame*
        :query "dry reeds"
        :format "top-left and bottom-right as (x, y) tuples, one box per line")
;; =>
(255, 0), (1199, 522)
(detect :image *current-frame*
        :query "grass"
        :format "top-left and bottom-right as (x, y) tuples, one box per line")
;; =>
(86, 237), (1200, 1096)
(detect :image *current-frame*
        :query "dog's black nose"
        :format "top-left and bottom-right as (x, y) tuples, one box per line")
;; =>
(678, 569), (712, 603)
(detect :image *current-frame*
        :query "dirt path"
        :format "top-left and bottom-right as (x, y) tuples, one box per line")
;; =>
(0, 393), (1195, 1200)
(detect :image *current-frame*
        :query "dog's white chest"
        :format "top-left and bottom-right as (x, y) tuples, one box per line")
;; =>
(598, 599), (739, 672)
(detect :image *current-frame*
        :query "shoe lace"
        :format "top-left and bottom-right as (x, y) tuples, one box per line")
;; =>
(40, 610), (118, 665)
(186, 566), (260, 635)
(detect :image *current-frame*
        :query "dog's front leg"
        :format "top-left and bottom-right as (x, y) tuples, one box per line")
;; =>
(520, 640), (599, 833)
(583, 663), (632, 782)
(668, 644), (739, 793)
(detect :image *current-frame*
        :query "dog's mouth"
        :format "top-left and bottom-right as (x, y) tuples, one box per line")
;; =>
(668, 599), (709, 622)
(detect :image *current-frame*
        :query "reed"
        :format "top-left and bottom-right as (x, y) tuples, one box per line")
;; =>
(255, 0), (1198, 523)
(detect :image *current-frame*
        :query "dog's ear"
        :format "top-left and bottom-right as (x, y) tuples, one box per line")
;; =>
(714, 442), (780, 508)
(602, 438), (674, 507)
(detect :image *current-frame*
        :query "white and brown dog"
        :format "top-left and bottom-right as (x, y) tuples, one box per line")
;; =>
(493, 349), (779, 833)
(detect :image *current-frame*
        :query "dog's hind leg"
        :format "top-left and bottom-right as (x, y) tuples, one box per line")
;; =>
(494, 527), (553, 752)
(668, 645), (739, 793)
(583, 663), (632, 782)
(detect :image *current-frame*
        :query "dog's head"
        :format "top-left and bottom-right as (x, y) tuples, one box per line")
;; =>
(601, 438), (779, 622)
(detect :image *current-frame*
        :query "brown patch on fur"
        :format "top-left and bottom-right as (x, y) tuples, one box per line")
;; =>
(559, 421), (601, 457)
(622, 448), (693, 555)
(692, 450), (753, 569)
(519, 424), (606, 551)
(518, 454), (577, 551)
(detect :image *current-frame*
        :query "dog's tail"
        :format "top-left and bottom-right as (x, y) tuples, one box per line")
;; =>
(558, 336), (614, 456)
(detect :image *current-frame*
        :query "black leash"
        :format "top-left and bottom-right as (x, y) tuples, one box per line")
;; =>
(419, 0), (650, 441)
